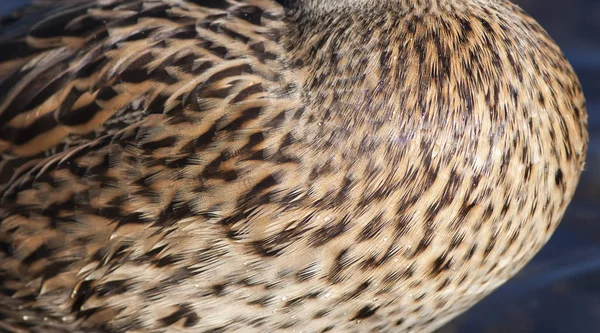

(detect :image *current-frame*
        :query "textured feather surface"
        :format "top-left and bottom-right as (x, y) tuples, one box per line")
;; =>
(0, 0), (589, 332)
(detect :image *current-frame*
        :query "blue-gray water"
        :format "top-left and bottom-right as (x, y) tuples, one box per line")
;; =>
(0, 1), (28, 15)
(1, 1), (599, 332)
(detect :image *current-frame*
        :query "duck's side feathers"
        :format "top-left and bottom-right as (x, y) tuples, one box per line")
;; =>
(0, 0), (588, 332)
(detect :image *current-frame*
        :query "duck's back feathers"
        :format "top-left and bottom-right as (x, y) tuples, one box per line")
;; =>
(0, 1), (296, 332)
(0, 0), (286, 183)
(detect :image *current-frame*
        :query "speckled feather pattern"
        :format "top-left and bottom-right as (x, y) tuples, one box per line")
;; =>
(0, 0), (588, 332)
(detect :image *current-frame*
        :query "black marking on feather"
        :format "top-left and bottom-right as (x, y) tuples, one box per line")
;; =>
(351, 304), (379, 320)
(0, 114), (57, 144)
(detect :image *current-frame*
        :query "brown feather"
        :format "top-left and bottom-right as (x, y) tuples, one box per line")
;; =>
(0, 0), (588, 332)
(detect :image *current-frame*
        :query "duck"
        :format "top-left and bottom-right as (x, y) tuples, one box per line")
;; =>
(0, 0), (588, 332)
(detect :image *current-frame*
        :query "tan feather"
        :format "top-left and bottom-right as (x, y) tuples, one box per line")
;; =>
(0, 0), (588, 332)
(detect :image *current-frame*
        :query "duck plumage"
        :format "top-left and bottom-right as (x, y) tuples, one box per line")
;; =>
(0, 0), (588, 332)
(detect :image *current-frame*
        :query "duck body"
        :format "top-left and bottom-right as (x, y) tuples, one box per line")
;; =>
(0, 0), (588, 332)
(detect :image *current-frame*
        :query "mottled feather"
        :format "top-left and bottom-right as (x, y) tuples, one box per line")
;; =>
(0, 0), (588, 332)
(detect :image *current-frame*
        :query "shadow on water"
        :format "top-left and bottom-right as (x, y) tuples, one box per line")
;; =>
(0, 0), (598, 332)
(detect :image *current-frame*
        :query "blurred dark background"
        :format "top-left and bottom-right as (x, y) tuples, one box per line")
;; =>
(0, 0), (28, 16)
(0, 0), (599, 332)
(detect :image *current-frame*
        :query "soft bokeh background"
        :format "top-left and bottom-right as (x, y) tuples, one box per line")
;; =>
(0, 0), (28, 15)
(0, 1), (598, 332)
